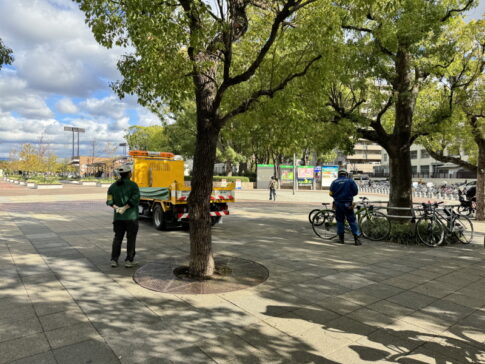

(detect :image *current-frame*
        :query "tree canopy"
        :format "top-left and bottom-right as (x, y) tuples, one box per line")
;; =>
(0, 38), (13, 69)
(124, 125), (169, 151)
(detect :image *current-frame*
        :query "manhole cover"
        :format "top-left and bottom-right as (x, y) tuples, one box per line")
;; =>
(133, 256), (269, 294)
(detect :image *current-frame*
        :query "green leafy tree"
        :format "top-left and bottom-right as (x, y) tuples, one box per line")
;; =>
(124, 125), (169, 152)
(77, 0), (335, 277)
(0, 38), (13, 69)
(419, 19), (484, 219)
(314, 0), (477, 211)
(229, 81), (350, 178)
(165, 105), (197, 158)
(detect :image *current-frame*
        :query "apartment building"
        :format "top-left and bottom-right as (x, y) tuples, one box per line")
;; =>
(378, 144), (476, 178)
(338, 139), (383, 174)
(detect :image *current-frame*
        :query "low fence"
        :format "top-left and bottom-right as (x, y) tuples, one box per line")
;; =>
(360, 186), (460, 201)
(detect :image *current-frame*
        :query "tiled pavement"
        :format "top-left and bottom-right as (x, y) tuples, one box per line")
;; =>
(0, 183), (484, 363)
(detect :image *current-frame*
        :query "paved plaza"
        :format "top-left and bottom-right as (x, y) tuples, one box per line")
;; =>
(0, 181), (484, 363)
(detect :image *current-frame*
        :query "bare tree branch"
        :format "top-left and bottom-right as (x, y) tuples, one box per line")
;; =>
(341, 25), (372, 33)
(224, 0), (313, 88)
(341, 24), (395, 58)
(425, 147), (477, 171)
(441, 0), (475, 22)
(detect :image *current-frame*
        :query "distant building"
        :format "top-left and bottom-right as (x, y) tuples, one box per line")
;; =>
(75, 156), (126, 177)
(337, 139), (383, 174)
(378, 144), (476, 179)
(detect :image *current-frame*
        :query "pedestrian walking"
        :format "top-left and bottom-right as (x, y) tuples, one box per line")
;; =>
(106, 165), (140, 268)
(269, 176), (277, 201)
(329, 169), (361, 245)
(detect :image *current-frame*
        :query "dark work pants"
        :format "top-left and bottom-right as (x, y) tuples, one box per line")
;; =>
(111, 220), (138, 262)
(334, 201), (360, 236)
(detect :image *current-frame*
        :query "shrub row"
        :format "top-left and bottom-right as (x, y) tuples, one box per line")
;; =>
(184, 176), (250, 182)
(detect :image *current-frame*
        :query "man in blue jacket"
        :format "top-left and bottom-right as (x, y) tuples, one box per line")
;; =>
(329, 169), (361, 245)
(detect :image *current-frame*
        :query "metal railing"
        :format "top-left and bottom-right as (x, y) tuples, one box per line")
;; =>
(359, 186), (461, 201)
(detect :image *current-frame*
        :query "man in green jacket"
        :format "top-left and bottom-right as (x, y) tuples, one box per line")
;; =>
(106, 165), (140, 268)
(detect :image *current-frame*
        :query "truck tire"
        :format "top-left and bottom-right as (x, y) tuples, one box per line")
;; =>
(152, 204), (165, 230)
(211, 216), (221, 226)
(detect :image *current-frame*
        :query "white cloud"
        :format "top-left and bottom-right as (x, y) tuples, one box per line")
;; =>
(137, 108), (162, 127)
(56, 98), (78, 114)
(0, 74), (53, 118)
(0, 0), (124, 97)
(80, 96), (127, 120)
(0, 112), (127, 159)
(0, 0), (167, 159)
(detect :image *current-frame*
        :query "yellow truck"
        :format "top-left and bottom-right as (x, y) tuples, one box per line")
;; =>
(129, 151), (235, 230)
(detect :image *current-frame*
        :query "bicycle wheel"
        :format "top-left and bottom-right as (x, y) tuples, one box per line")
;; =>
(457, 205), (472, 216)
(416, 216), (444, 247)
(312, 210), (338, 240)
(308, 209), (321, 224)
(360, 212), (391, 241)
(452, 215), (474, 244)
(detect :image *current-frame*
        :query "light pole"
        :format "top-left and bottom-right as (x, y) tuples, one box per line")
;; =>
(119, 142), (127, 157)
(64, 126), (85, 175)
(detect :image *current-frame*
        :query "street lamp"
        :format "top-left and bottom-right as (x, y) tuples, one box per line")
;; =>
(119, 142), (127, 156)
(63, 126), (85, 159)
(64, 126), (85, 176)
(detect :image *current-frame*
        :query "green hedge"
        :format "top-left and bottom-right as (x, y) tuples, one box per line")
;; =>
(80, 178), (115, 183)
(184, 176), (250, 182)
(27, 178), (60, 184)
(213, 176), (250, 182)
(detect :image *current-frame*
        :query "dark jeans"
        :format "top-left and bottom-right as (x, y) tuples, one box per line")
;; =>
(111, 220), (138, 262)
(334, 201), (360, 236)
(269, 188), (276, 200)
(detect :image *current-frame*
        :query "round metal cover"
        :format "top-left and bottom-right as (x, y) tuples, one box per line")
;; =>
(133, 256), (269, 294)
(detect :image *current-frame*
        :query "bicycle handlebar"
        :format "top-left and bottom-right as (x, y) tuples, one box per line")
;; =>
(422, 201), (444, 209)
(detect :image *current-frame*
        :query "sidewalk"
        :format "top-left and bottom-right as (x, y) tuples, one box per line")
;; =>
(237, 189), (485, 235)
(0, 181), (484, 363)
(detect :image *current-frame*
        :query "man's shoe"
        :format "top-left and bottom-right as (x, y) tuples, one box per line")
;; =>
(338, 234), (345, 244)
(354, 235), (362, 246)
(124, 261), (138, 268)
(110, 260), (118, 268)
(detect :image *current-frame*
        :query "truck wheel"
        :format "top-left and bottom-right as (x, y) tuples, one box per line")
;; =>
(211, 216), (221, 226)
(153, 204), (165, 230)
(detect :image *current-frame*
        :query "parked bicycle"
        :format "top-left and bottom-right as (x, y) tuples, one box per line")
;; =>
(415, 201), (474, 247)
(311, 197), (391, 241)
(457, 190), (476, 216)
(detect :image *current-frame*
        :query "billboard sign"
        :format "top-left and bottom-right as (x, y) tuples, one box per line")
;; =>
(321, 166), (339, 187)
(297, 166), (314, 186)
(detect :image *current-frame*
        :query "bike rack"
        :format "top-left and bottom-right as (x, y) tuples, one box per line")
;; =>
(360, 201), (462, 220)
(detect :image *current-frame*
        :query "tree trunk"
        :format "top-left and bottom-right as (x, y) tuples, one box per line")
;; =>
(188, 122), (219, 277)
(387, 46), (415, 211)
(388, 145), (413, 210)
(239, 161), (248, 176)
(225, 160), (233, 176)
(476, 141), (485, 221)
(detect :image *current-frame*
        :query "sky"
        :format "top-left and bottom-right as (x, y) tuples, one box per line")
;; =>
(0, 0), (161, 160)
(0, 0), (483, 160)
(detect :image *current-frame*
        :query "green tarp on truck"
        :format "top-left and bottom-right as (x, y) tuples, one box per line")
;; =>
(139, 187), (170, 200)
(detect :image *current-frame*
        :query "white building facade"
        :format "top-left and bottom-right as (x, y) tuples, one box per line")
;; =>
(377, 144), (476, 179)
